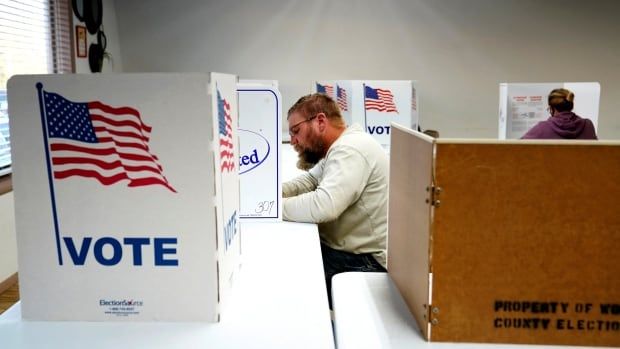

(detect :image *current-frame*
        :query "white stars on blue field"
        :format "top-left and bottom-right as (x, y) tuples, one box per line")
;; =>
(45, 92), (98, 143)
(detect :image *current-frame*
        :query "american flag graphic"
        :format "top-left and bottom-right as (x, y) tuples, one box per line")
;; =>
(42, 89), (176, 193)
(364, 85), (398, 113)
(217, 89), (235, 173)
(316, 82), (334, 96)
(336, 85), (348, 111)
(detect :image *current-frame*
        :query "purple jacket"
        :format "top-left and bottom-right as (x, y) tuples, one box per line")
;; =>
(521, 112), (598, 140)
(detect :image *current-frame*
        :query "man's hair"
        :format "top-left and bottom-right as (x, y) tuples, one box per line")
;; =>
(288, 93), (346, 128)
(548, 88), (574, 112)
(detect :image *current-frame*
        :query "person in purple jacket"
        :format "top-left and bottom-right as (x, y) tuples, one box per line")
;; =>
(521, 88), (598, 140)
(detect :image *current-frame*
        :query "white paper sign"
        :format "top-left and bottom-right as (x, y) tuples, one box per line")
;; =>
(237, 84), (282, 220)
(8, 73), (240, 321)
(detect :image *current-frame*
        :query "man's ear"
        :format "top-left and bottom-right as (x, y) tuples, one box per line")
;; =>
(317, 112), (327, 131)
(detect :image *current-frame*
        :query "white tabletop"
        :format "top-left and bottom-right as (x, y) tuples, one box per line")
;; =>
(0, 221), (334, 349)
(331, 272), (610, 349)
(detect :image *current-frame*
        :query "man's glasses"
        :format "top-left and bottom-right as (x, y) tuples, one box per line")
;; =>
(288, 114), (318, 136)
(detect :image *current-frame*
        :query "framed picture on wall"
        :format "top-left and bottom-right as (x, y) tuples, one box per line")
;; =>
(76, 25), (87, 58)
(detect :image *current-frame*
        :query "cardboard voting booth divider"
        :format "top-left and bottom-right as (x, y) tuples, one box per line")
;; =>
(237, 82), (282, 220)
(499, 82), (600, 139)
(8, 73), (241, 321)
(388, 123), (620, 347)
(315, 80), (419, 150)
(359, 80), (417, 150)
(239, 79), (278, 88)
(315, 81), (354, 126)
(334, 81), (353, 127)
(315, 81), (336, 99)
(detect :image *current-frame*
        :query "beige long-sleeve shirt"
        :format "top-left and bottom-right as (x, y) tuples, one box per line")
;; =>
(283, 124), (388, 268)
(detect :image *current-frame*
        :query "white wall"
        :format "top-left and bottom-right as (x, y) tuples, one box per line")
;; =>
(74, 0), (123, 73)
(0, 1), (125, 281)
(0, 192), (17, 283)
(115, 0), (620, 139)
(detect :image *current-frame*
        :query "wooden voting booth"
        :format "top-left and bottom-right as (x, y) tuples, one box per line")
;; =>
(388, 123), (620, 347)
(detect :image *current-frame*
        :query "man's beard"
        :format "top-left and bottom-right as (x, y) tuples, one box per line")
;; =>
(294, 133), (325, 171)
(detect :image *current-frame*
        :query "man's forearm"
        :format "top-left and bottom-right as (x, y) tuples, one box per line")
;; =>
(282, 172), (317, 198)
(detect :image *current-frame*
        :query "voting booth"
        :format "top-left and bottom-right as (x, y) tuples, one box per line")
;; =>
(315, 80), (418, 150)
(8, 73), (241, 321)
(237, 82), (282, 220)
(388, 123), (620, 346)
(499, 82), (600, 139)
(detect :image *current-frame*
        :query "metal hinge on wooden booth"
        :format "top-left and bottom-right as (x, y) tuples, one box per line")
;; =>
(424, 303), (441, 326)
(425, 185), (442, 208)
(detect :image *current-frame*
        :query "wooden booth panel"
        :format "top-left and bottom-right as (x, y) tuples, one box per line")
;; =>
(430, 142), (620, 346)
(387, 124), (434, 340)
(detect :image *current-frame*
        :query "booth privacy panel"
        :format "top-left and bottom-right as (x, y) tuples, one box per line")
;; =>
(387, 124), (434, 340)
(430, 141), (620, 346)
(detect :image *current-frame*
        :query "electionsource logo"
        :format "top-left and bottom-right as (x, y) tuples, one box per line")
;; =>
(100, 298), (144, 317)
(100, 299), (144, 307)
(238, 129), (270, 175)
